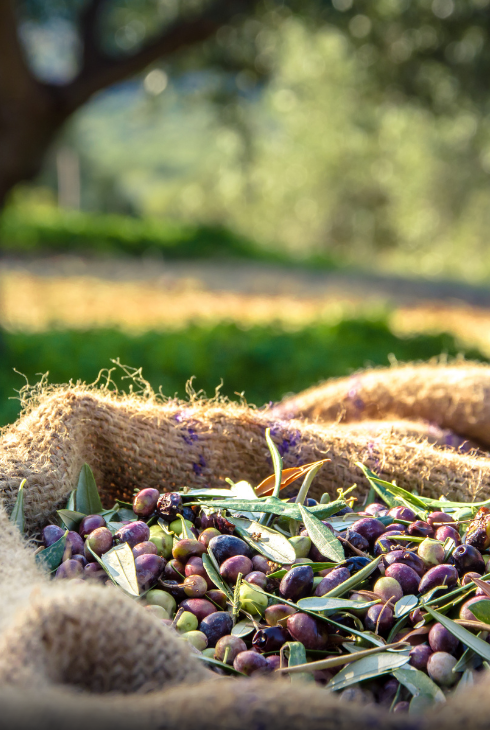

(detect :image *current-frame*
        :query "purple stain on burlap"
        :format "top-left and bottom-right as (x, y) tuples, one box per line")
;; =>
(174, 411), (201, 445)
(193, 455), (207, 476)
(347, 381), (365, 412)
(267, 423), (302, 460)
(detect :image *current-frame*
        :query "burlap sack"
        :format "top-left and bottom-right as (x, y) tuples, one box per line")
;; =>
(1, 381), (490, 730)
(272, 362), (490, 447)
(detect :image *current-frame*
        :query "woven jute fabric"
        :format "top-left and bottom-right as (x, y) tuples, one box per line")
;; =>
(272, 362), (490, 447)
(1, 379), (490, 729)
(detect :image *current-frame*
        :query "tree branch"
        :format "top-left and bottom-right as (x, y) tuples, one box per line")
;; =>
(62, 0), (258, 113)
(79, 0), (109, 75)
(0, 0), (39, 101)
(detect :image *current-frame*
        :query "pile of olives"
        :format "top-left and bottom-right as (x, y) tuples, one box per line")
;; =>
(42, 484), (490, 710)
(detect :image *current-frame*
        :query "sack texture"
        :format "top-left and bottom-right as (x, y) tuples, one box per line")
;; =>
(1, 377), (490, 730)
(273, 362), (490, 447)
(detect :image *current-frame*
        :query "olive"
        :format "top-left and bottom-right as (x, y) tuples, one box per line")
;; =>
(427, 652), (459, 686)
(289, 536), (312, 559)
(343, 556), (372, 572)
(385, 523), (406, 533)
(288, 496), (318, 506)
(157, 492), (183, 521)
(344, 530), (369, 553)
(146, 589), (176, 616)
(78, 514), (106, 538)
(452, 545), (485, 575)
(459, 596), (490, 620)
(309, 543), (333, 562)
(418, 564), (458, 594)
(462, 571), (481, 586)
(286, 613), (328, 649)
(373, 577), (402, 603)
(199, 611), (234, 647)
(133, 488), (160, 518)
(315, 567), (350, 597)
(185, 556), (213, 588)
(206, 590), (228, 609)
(475, 580), (490, 596)
(198, 528), (221, 548)
(84, 562), (106, 581)
(435, 525), (461, 544)
(176, 611), (199, 633)
(407, 521), (434, 539)
(148, 525), (173, 559)
(332, 506), (354, 516)
(409, 644), (432, 671)
(181, 630), (208, 651)
(115, 521), (150, 549)
(239, 583), (268, 615)
(383, 550), (426, 577)
(428, 623), (459, 654)
(199, 513), (217, 530)
(146, 605), (170, 621)
(179, 598), (216, 622)
(220, 555), (253, 584)
(43, 524), (65, 547)
(373, 537), (399, 557)
(252, 555), (271, 574)
(418, 539), (445, 566)
(265, 603), (297, 626)
(384, 563), (420, 595)
(164, 559), (186, 580)
(172, 539), (206, 562)
(135, 554), (165, 591)
(245, 571), (268, 589)
(233, 650), (270, 676)
(161, 580), (187, 603)
(351, 518), (385, 545)
(207, 535), (253, 564)
(215, 635), (247, 664)
(364, 604), (394, 635)
(252, 626), (290, 652)
(132, 541), (158, 559)
(427, 512), (454, 528)
(55, 559), (84, 580)
(65, 531), (84, 556)
(266, 656), (282, 672)
(279, 565), (314, 601)
(183, 575), (208, 598)
(388, 506), (416, 522)
(364, 503), (387, 517)
(84, 527), (113, 559)
(71, 554), (87, 567)
(182, 506), (196, 524)
(377, 677), (399, 707)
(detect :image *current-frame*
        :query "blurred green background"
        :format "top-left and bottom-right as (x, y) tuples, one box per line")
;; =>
(2, 0), (490, 426)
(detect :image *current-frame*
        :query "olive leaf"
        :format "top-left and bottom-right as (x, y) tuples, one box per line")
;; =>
(76, 463), (103, 515)
(393, 665), (445, 704)
(226, 515), (296, 564)
(36, 531), (67, 571)
(264, 427), (283, 500)
(255, 460), (329, 497)
(394, 595), (418, 619)
(10, 479), (26, 534)
(65, 490), (76, 511)
(280, 641), (314, 683)
(231, 619), (256, 638)
(175, 514), (195, 540)
(202, 553), (233, 600)
(298, 596), (379, 612)
(425, 606), (490, 661)
(326, 652), (410, 691)
(99, 542), (139, 597)
(453, 635), (483, 673)
(323, 557), (382, 598)
(268, 562), (337, 579)
(188, 497), (346, 522)
(465, 599), (490, 624)
(298, 504), (344, 563)
(57, 509), (86, 531)
(279, 641), (408, 675)
(198, 656), (245, 675)
(357, 464), (427, 516)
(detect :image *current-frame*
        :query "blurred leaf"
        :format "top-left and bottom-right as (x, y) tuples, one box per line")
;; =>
(198, 656), (245, 675)
(10, 479), (25, 534)
(36, 531), (67, 571)
(76, 464), (102, 515)
(326, 652), (410, 691)
(425, 607), (490, 661)
(393, 665), (445, 704)
(226, 515), (296, 564)
(281, 641), (314, 683)
(100, 543), (139, 597)
(298, 505), (344, 563)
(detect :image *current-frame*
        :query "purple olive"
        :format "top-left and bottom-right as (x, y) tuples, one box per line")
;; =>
(199, 611), (234, 647)
(351, 518), (386, 545)
(180, 598), (216, 622)
(344, 530), (369, 553)
(65, 531), (84, 556)
(462, 571), (481, 586)
(475, 580), (490, 596)
(220, 555), (253, 584)
(198, 528), (221, 548)
(132, 541), (158, 559)
(172, 539), (206, 561)
(388, 506), (416, 522)
(78, 514), (106, 538)
(385, 524), (406, 533)
(164, 558), (186, 580)
(279, 565), (314, 601)
(205, 590), (228, 609)
(383, 550), (426, 577)
(407, 521), (434, 539)
(384, 563), (420, 595)
(315, 567), (350, 597)
(71, 554), (87, 567)
(286, 613), (328, 649)
(452, 545), (485, 575)
(266, 655), (282, 672)
(409, 644), (432, 670)
(427, 512), (454, 528)
(185, 556), (212, 587)
(373, 536), (404, 557)
(133, 488), (160, 518)
(427, 652), (459, 686)
(115, 521), (150, 549)
(84, 527), (113, 559)
(135, 554), (165, 591)
(245, 571), (268, 589)
(418, 564), (458, 594)
(43, 524), (65, 547)
(428, 623), (459, 654)
(233, 650), (270, 676)
(215, 635), (247, 664)
(84, 562), (106, 581)
(459, 596), (490, 620)
(252, 555), (271, 573)
(183, 575), (208, 598)
(435, 525), (461, 544)
(364, 503), (387, 517)
(365, 604), (394, 635)
(156, 492), (183, 521)
(208, 535), (253, 564)
(265, 604), (297, 626)
(55, 559), (84, 580)
(252, 626), (290, 653)
(377, 677), (399, 707)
